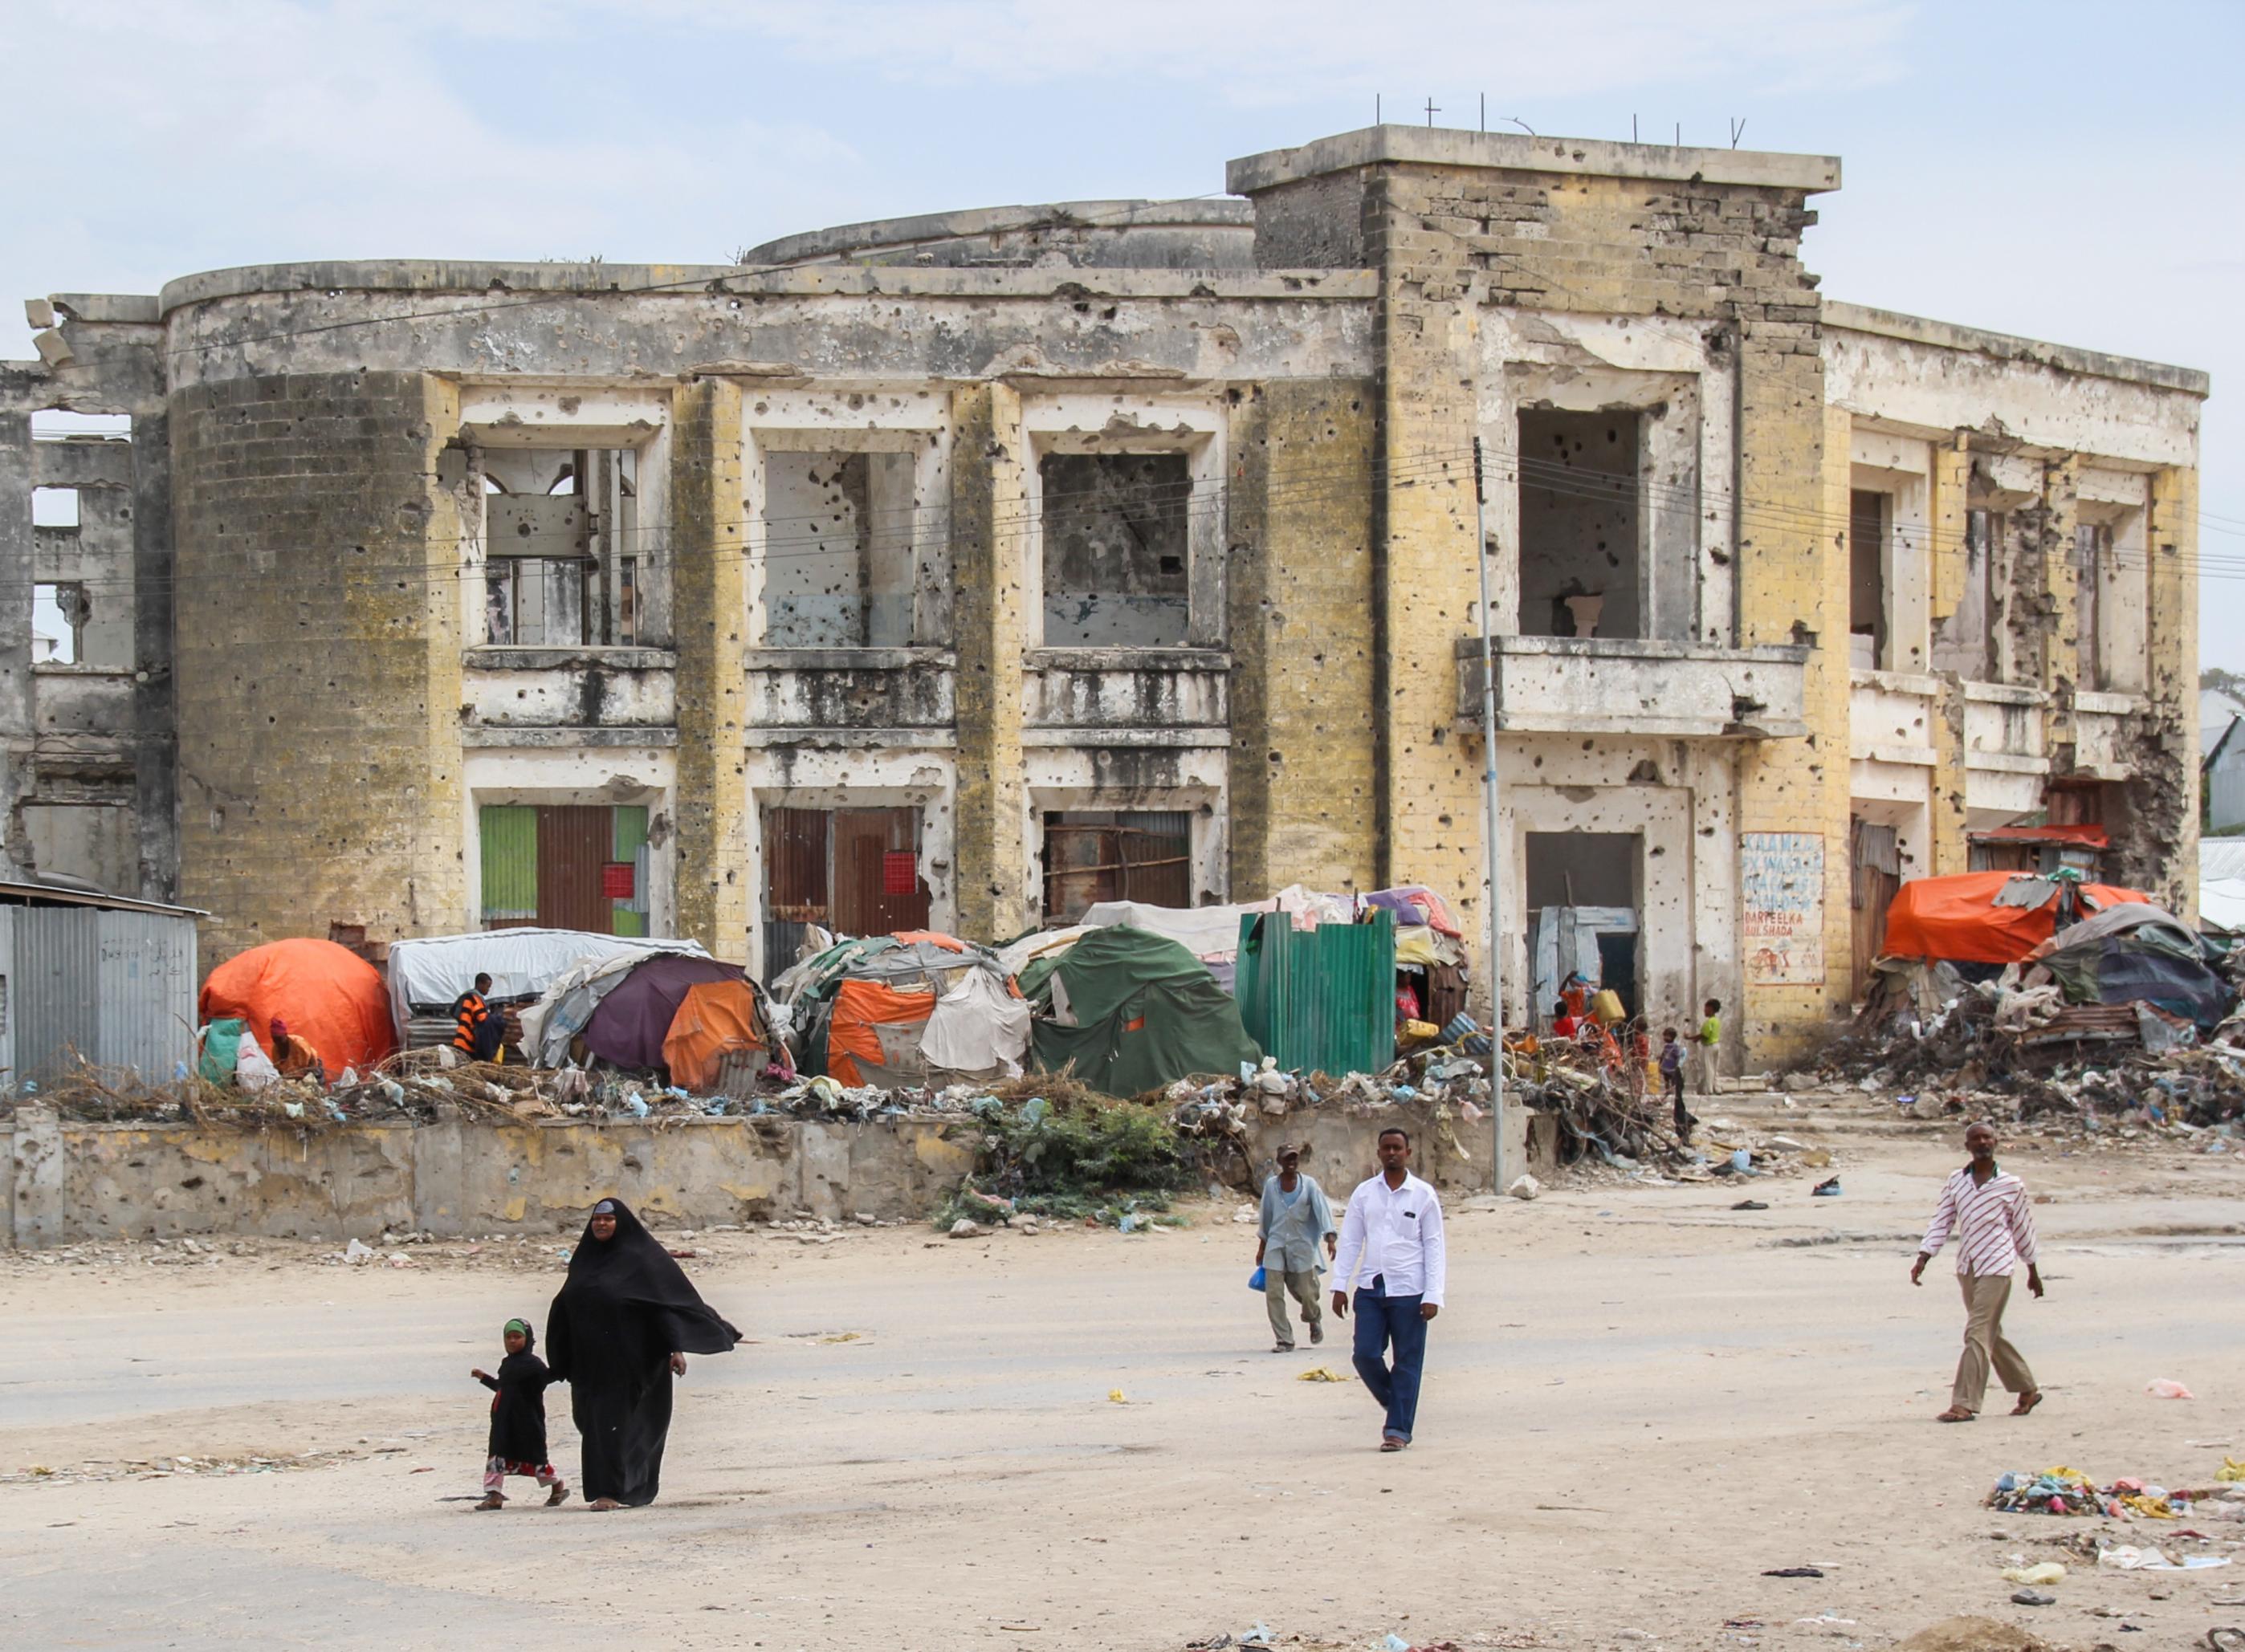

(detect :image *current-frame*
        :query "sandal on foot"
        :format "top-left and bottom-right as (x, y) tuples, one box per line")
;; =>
(1310, 1322), (1324, 1345)
(1379, 1438), (1404, 1452)
(1936, 1406), (1976, 1423)
(547, 1484), (572, 1506)
(473, 1494), (504, 1511)
(2011, 1390), (2043, 1416)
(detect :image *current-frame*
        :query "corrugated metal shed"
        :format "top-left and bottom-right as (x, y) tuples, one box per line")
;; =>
(1234, 909), (1395, 1077)
(0, 882), (203, 1087)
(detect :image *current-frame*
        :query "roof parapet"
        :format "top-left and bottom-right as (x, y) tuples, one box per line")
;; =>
(1227, 125), (1840, 196)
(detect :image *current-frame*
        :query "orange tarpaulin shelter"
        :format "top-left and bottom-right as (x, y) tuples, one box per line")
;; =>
(200, 938), (397, 1074)
(661, 979), (772, 1091)
(1878, 872), (2150, 966)
(825, 978), (938, 1087)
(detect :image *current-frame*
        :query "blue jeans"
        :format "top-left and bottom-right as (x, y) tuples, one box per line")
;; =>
(1351, 1278), (1428, 1442)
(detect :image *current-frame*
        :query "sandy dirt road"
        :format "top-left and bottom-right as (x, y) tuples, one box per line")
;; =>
(4, 1097), (2243, 1652)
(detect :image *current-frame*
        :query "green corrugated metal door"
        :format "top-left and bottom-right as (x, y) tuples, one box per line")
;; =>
(612, 805), (650, 937)
(480, 806), (538, 926)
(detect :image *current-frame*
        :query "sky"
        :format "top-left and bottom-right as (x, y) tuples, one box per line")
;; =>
(5, 0), (2240, 664)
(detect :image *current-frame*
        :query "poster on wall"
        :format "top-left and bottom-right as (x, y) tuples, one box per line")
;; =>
(1742, 832), (1825, 985)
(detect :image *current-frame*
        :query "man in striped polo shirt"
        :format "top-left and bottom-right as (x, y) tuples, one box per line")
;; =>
(1911, 1121), (2044, 1422)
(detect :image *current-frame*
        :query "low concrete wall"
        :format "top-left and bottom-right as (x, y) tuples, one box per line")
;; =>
(1, 1099), (1552, 1248)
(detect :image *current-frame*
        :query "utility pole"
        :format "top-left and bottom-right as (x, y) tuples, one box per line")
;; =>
(1472, 437), (1506, 1195)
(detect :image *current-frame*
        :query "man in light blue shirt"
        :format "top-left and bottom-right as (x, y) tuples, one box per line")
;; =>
(1328, 1126), (1447, 1451)
(1256, 1144), (1337, 1351)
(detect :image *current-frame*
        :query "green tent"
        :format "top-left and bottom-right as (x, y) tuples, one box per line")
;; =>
(1031, 926), (1262, 1098)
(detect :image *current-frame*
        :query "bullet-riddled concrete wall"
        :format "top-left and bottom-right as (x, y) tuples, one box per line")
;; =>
(0, 1101), (1526, 1247)
(172, 370), (467, 958)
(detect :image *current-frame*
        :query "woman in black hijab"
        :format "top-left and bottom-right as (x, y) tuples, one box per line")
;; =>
(545, 1197), (740, 1509)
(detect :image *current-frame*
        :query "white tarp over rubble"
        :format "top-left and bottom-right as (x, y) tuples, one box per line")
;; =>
(387, 929), (708, 1034)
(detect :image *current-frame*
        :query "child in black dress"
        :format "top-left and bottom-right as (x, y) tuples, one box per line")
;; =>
(471, 1317), (568, 1510)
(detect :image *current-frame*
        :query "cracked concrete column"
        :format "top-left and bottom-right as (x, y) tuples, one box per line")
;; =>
(670, 376), (752, 958)
(10, 1102), (62, 1249)
(950, 382), (1029, 940)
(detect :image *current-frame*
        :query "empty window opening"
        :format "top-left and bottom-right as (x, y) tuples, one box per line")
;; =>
(1517, 410), (1642, 640)
(479, 804), (650, 934)
(1849, 489), (1890, 669)
(2073, 523), (2112, 691)
(30, 411), (131, 441)
(1040, 453), (1190, 646)
(481, 448), (638, 646)
(764, 450), (918, 647)
(1041, 810), (1190, 924)
(761, 806), (929, 966)
(31, 487), (79, 530)
(1526, 830), (1642, 1025)
(33, 583), (84, 664)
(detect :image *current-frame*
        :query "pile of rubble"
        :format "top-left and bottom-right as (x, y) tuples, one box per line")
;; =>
(1791, 964), (2245, 1145)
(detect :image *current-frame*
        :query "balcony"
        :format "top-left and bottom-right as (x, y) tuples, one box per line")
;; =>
(1455, 637), (1808, 739)
(2071, 689), (2152, 781)
(744, 648), (955, 747)
(460, 646), (677, 747)
(1025, 647), (1230, 747)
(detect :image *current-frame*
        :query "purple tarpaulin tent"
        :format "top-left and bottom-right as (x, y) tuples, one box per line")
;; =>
(582, 954), (748, 1069)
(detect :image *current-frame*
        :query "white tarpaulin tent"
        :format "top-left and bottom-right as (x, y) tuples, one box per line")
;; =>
(386, 929), (708, 1038)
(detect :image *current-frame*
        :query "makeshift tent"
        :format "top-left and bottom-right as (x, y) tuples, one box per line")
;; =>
(2021, 901), (2233, 1027)
(1030, 926), (1261, 1098)
(661, 979), (778, 1092)
(200, 938), (397, 1074)
(581, 954), (748, 1070)
(386, 930), (708, 1039)
(1877, 872), (2150, 966)
(794, 934), (1026, 1087)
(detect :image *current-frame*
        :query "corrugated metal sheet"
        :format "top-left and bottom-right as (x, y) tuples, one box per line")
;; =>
(1234, 909), (1395, 1077)
(537, 805), (613, 934)
(480, 805), (537, 924)
(6, 905), (194, 1084)
(835, 807), (927, 937)
(0, 913), (15, 1088)
(96, 909), (197, 1079)
(612, 804), (650, 937)
(14, 905), (100, 1084)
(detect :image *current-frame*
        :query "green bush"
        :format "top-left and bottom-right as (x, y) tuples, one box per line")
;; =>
(990, 1101), (1188, 1195)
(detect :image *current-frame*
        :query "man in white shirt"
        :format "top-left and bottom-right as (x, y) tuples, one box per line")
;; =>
(1327, 1126), (1447, 1451)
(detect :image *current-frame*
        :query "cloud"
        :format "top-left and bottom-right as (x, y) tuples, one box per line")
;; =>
(0, 0), (855, 303)
(635, 0), (1916, 103)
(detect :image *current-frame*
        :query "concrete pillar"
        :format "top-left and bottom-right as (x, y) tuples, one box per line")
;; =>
(670, 377), (753, 958)
(2039, 457), (2082, 754)
(2145, 463), (2201, 917)
(0, 410), (33, 877)
(1225, 380), (1379, 900)
(1364, 171), (1496, 1013)
(950, 381), (1030, 939)
(1734, 383), (1851, 1056)
(1927, 438), (1974, 877)
(10, 1101), (62, 1248)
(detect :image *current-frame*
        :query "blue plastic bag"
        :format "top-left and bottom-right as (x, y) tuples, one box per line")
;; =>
(1249, 1267), (1267, 1291)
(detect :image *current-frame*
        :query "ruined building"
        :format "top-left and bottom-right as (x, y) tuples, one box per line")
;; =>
(0, 127), (2205, 1064)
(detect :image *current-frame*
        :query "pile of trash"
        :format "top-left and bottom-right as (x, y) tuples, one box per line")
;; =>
(1987, 1462), (2245, 1521)
(1795, 955), (2245, 1140)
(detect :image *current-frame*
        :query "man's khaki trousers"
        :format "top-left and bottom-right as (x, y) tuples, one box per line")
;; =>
(1954, 1272), (2035, 1412)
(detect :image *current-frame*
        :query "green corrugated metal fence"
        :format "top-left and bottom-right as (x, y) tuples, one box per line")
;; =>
(1234, 909), (1395, 1076)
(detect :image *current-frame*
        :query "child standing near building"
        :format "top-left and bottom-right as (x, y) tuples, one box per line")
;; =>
(1659, 1028), (1693, 1141)
(1694, 999), (1723, 1098)
(470, 1317), (568, 1510)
